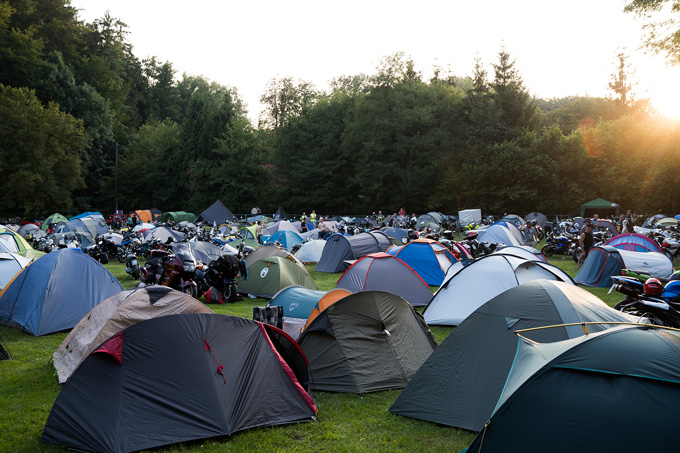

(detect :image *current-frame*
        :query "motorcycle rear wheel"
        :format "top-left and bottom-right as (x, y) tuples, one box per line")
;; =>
(131, 267), (140, 279)
(183, 285), (198, 299)
(572, 247), (583, 264)
(117, 250), (127, 263)
(540, 245), (554, 258)
(224, 283), (239, 303)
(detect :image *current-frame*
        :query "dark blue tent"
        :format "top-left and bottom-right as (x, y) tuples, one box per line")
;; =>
(315, 231), (392, 273)
(199, 200), (236, 224)
(574, 246), (625, 287)
(0, 249), (123, 336)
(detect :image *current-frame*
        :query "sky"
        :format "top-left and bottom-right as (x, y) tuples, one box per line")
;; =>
(71, 0), (680, 123)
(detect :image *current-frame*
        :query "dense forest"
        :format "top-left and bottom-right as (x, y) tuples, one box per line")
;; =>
(1, 0), (679, 218)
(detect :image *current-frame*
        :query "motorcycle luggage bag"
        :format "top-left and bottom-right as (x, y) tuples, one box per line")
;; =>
(253, 305), (283, 329)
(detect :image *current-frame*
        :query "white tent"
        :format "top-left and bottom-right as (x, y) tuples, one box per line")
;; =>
(477, 223), (523, 247)
(424, 254), (574, 326)
(294, 240), (326, 263)
(617, 249), (674, 278)
(0, 252), (32, 290)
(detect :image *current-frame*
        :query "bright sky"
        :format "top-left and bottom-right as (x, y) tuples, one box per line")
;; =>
(71, 0), (680, 123)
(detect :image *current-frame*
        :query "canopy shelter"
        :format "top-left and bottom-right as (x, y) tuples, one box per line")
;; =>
(199, 200), (235, 224)
(42, 314), (317, 453)
(52, 286), (213, 384)
(580, 197), (620, 218)
(390, 280), (633, 431)
(0, 249), (123, 336)
(298, 291), (437, 393)
(336, 252), (433, 306)
(424, 254), (574, 326)
(465, 326), (680, 452)
(315, 231), (392, 273)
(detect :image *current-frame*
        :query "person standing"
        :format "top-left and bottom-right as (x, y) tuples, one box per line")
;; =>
(579, 222), (594, 265)
(310, 210), (317, 227)
(255, 221), (265, 244)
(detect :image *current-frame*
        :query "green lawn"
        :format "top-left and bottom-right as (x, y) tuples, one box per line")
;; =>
(0, 248), (674, 452)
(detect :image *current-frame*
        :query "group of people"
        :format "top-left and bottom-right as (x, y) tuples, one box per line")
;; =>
(578, 210), (635, 264)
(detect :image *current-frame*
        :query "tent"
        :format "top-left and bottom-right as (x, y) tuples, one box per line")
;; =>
(245, 244), (308, 273)
(390, 280), (633, 431)
(595, 218), (619, 236)
(381, 227), (408, 245)
(173, 241), (233, 266)
(141, 226), (185, 243)
(298, 291), (437, 393)
(606, 232), (664, 253)
(386, 238), (457, 285)
(160, 211), (195, 223)
(52, 286), (213, 384)
(524, 211), (548, 227)
(55, 216), (108, 241)
(315, 231), (392, 273)
(642, 213), (667, 228)
(424, 254), (574, 326)
(465, 326), (680, 452)
(69, 212), (105, 222)
(294, 239), (326, 263)
(476, 222), (524, 247)
(42, 314), (317, 453)
(132, 210), (153, 223)
(458, 209), (481, 227)
(499, 214), (525, 227)
(580, 197), (620, 218)
(42, 213), (68, 230)
(493, 245), (547, 262)
(575, 246), (673, 287)
(18, 223), (45, 241)
(261, 229), (304, 252)
(0, 227), (36, 257)
(415, 212), (445, 230)
(236, 225), (261, 249)
(0, 252), (32, 290)
(301, 288), (354, 332)
(264, 220), (299, 235)
(268, 286), (329, 320)
(238, 256), (318, 299)
(0, 249), (124, 336)
(274, 206), (288, 220)
(336, 253), (433, 307)
(199, 200), (236, 224)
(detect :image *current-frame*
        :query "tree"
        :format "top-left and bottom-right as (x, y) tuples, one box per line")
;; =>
(0, 84), (85, 214)
(625, 0), (680, 65)
(259, 77), (318, 129)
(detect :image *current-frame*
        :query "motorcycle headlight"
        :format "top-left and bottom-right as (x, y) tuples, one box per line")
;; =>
(183, 263), (195, 272)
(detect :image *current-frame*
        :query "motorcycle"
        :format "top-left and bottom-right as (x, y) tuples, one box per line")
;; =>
(540, 232), (577, 258)
(125, 252), (140, 279)
(196, 243), (248, 303)
(139, 245), (199, 298)
(460, 231), (495, 258)
(613, 276), (680, 327)
(571, 230), (611, 263)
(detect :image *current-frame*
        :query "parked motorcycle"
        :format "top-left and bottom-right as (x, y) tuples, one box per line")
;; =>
(540, 232), (578, 258)
(139, 245), (199, 298)
(196, 243), (248, 303)
(613, 277), (680, 327)
(125, 252), (140, 279)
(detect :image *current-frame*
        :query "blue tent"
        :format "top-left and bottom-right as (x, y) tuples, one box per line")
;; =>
(262, 230), (304, 252)
(386, 238), (457, 286)
(69, 212), (105, 221)
(0, 249), (123, 336)
(268, 286), (328, 319)
(574, 246), (625, 288)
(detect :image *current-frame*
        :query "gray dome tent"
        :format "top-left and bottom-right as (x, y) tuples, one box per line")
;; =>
(42, 314), (317, 453)
(315, 231), (392, 273)
(298, 290), (437, 393)
(390, 280), (633, 431)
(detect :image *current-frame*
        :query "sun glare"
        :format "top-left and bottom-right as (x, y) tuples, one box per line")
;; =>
(640, 66), (680, 120)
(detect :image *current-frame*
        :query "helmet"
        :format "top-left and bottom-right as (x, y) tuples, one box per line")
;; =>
(644, 278), (664, 297)
(663, 280), (680, 301)
(464, 230), (478, 240)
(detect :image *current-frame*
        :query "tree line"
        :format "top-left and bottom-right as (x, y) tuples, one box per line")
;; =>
(1, 0), (679, 219)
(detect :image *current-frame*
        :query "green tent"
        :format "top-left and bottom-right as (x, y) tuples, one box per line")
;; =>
(580, 198), (619, 218)
(160, 211), (195, 223)
(237, 256), (317, 299)
(238, 225), (261, 250)
(41, 213), (68, 231)
(297, 290), (437, 393)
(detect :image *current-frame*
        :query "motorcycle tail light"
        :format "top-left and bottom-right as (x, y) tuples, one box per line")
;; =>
(662, 241), (670, 248)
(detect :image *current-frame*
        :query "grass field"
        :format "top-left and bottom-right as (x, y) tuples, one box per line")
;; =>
(0, 246), (673, 452)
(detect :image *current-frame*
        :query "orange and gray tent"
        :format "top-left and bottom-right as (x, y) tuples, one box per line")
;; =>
(390, 280), (634, 431)
(315, 231), (392, 273)
(41, 314), (317, 453)
(336, 252), (432, 306)
(52, 286), (214, 384)
(134, 210), (153, 223)
(302, 288), (353, 332)
(298, 291), (437, 393)
(465, 326), (680, 452)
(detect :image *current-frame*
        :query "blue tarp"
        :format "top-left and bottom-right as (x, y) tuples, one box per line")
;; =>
(0, 249), (123, 336)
